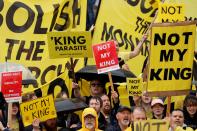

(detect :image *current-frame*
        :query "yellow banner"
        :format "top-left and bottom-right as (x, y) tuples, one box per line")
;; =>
(90, 0), (158, 75)
(23, 70), (73, 98)
(147, 21), (196, 95)
(20, 95), (57, 127)
(157, 3), (185, 22)
(164, 0), (197, 52)
(0, 0), (87, 93)
(127, 78), (143, 96)
(133, 119), (169, 131)
(47, 31), (92, 58)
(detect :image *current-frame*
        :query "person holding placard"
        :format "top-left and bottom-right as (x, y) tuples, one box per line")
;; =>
(117, 34), (148, 63)
(100, 93), (119, 126)
(105, 106), (131, 131)
(72, 79), (106, 105)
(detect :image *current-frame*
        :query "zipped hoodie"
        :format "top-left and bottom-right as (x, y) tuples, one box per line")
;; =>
(78, 108), (102, 131)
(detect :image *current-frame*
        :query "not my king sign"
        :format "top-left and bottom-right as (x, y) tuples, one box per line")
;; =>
(147, 21), (196, 96)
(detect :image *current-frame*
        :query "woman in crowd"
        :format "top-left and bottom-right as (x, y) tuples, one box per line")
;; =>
(183, 95), (197, 130)
(141, 92), (152, 118)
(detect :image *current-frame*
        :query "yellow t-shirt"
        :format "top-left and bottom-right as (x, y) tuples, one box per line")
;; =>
(10, 119), (19, 131)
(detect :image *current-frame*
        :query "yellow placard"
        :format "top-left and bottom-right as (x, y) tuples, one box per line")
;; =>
(20, 95), (57, 127)
(47, 31), (92, 58)
(147, 21), (196, 94)
(164, 0), (197, 52)
(175, 126), (195, 131)
(127, 78), (143, 96)
(90, 0), (159, 75)
(156, 3), (185, 22)
(133, 119), (169, 131)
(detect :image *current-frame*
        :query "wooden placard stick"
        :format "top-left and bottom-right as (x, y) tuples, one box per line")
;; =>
(108, 72), (114, 92)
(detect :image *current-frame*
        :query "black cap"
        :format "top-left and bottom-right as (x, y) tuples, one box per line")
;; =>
(117, 106), (131, 113)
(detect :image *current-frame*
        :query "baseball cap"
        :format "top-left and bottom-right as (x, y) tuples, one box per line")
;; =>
(151, 98), (164, 107)
(117, 106), (131, 113)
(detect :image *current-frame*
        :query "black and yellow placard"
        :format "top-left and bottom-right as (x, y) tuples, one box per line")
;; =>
(47, 31), (92, 58)
(20, 95), (57, 127)
(133, 119), (169, 131)
(127, 78), (143, 96)
(156, 3), (185, 22)
(164, 0), (197, 53)
(147, 21), (196, 96)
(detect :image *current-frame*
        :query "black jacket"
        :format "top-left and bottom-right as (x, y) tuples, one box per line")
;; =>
(105, 123), (122, 131)
(98, 112), (107, 130)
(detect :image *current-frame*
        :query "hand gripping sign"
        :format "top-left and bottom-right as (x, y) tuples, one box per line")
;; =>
(20, 95), (57, 127)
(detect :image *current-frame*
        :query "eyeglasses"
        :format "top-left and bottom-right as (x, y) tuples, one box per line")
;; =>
(91, 83), (103, 87)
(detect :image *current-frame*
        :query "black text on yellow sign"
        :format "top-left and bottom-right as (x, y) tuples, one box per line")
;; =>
(20, 95), (57, 127)
(151, 31), (192, 80)
(0, 0), (85, 33)
(47, 31), (92, 58)
(148, 22), (196, 92)
(157, 3), (185, 23)
(133, 119), (169, 131)
(127, 78), (143, 96)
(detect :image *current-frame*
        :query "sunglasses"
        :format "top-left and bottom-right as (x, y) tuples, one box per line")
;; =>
(91, 83), (103, 87)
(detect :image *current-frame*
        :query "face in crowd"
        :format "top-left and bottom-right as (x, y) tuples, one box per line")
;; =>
(141, 92), (152, 104)
(152, 104), (164, 116)
(101, 94), (111, 112)
(90, 80), (104, 96)
(151, 99), (164, 118)
(12, 103), (19, 116)
(186, 104), (197, 117)
(170, 110), (184, 127)
(116, 109), (131, 127)
(89, 97), (102, 114)
(132, 107), (147, 121)
(184, 95), (197, 117)
(84, 114), (96, 130)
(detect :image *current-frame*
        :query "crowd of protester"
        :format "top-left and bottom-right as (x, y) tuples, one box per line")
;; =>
(0, 0), (197, 131)
(0, 78), (197, 131)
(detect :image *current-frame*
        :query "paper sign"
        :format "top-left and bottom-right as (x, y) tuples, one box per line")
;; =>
(147, 21), (196, 96)
(157, 3), (185, 22)
(1, 71), (22, 102)
(20, 95), (57, 127)
(92, 41), (120, 74)
(133, 119), (169, 131)
(127, 78), (143, 96)
(47, 31), (92, 58)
